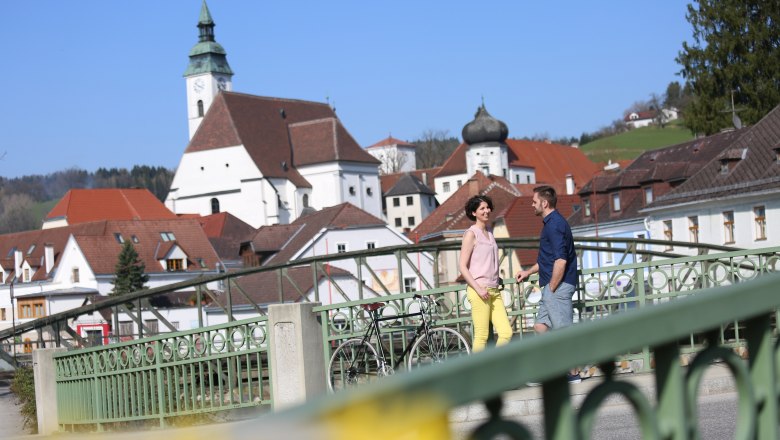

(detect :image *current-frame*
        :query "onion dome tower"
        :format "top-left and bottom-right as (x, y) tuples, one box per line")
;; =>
(462, 103), (510, 178)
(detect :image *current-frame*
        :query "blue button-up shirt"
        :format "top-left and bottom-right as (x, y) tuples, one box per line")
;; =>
(537, 210), (577, 287)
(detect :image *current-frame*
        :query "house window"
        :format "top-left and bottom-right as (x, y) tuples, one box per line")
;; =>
(482, 166), (489, 175)
(166, 259), (184, 271)
(526, 176), (531, 184)
(0, 308), (6, 321)
(457, 180), (463, 188)
(723, 211), (735, 244)
(72, 268), (80, 283)
(720, 160), (729, 175)
(211, 198), (220, 214)
(644, 187), (653, 205)
(18, 299), (45, 319)
(603, 242), (613, 264)
(119, 321), (134, 337)
(754, 206), (766, 240)
(393, 197), (400, 207)
(197, 100), (204, 117)
(611, 193), (621, 212)
(406, 196), (413, 206)
(584, 199), (591, 217)
(403, 277), (417, 293)
(144, 319), (159, 336)
(408, 216), (416, 226)
(197, 258), (206, 268)
(443, 182), (451, 192)
(774, 148), (780, 163)
(303, 194), (309, 207)
(160, 232), (176, 241)
(26, 244), (35, 255)
(114, 233), (124, 244)
(688, 216), (699, 243)
(663, 220), (673, 251)
(515, 175), (520, 184)
(394, 218), (402, 227)
(23, 268), (30, 282)
(131, 235), (139, 244)
(366, 242), (376, 250)
(336, 243), (347, 253)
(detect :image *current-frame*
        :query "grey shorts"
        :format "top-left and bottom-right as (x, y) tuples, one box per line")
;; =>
(535, 282), (576, 329)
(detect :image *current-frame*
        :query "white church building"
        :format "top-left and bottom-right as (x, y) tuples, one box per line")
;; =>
(165, 2), (382, 228)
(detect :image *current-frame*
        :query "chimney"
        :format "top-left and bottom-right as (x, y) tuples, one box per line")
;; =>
(45, 243), (55, 274)
(565, 174), (575, 195)
(14, 249), (23, 279)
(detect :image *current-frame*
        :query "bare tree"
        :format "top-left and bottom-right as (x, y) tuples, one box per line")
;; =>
(0, 193), (39, 233)
(375, 148), (408, 175)
(415, 129), (459, 169)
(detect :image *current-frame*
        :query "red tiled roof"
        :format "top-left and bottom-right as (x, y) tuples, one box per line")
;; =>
(197, 212), (256, 261)
(434, 140), (599, 194)
(46, 189), (176, 224)
(497, 195), (581, 267)
(410, 172), (522, 242)
(366, 136), (416, 149)
(186, 93), (378, 189)
(221, 264), (353, 306)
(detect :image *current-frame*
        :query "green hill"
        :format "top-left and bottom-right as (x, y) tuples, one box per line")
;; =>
(580, 121), (694, 163)
(31, 199), (58, 226)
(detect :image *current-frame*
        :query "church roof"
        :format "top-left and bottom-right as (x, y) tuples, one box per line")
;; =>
(186, 92), (379, 188)
(46, 189), (177, 225)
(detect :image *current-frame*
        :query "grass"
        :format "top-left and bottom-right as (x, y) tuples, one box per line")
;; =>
(581, 120), (694, 163)
(30, 199), (58, 226)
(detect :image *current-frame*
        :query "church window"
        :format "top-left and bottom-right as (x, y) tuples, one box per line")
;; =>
(211, 198), (220, 214)
(349, 186), (356, 196)
(367, 187), (373, 196)
(197, 100), (204, 117)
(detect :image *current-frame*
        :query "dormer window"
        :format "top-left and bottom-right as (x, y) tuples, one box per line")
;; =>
(611, 192), (621, 212)
(583, 199), (591, 217)
(720, 160), (729, 174)
(23, 268), (30, 282)
(160, 232), (176, 242)
(774, 147), (780, 164)
(26, 244), (36, 255)
(114, 233), (124, 244)
(644, 187), (653, 205)
(166, 259), (183, 271)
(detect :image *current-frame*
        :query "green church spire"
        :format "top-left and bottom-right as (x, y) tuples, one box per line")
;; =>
(184, 0), (234, 76)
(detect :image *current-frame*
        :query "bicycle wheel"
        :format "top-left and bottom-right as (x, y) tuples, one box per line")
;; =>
(406, 327), (471, 370)
(327, 338), (381, 392)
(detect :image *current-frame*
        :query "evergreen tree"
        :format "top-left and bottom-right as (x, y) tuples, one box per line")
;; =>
(676, 0), (780, 135)
(111, 241), (149, 296)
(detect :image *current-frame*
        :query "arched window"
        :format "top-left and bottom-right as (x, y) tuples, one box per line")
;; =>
(197, 100), (204, 117)
(302, 194), (309, 208)
(211, 198), (220, 214)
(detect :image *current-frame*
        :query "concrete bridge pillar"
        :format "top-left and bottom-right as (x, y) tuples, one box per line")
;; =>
(33, 347), (66, 435)
(268, 302), (326, 410)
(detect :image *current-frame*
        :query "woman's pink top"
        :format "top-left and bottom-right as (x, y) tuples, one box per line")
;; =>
(465, 225), (499, 288)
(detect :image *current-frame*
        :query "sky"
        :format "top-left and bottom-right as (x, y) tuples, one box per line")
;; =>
(1, 1), (694, 179)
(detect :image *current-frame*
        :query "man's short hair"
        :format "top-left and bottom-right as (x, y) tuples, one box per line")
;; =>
(464, 195), (494, 221)
(533, 185), (557, 208)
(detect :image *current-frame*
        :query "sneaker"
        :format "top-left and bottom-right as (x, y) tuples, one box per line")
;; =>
(567, 373), (582, 384)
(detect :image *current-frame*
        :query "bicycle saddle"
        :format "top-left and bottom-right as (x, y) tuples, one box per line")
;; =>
(361, 302), (383, 311)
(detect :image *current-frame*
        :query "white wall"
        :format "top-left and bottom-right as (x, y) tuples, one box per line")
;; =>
(297, 162), (382, 219)
(509, 166), (536, 185)
(386, 193), (437, 233)
(466, 145), (507, 179)
(366, 145), (416, 174)
(434, 173), (467, 204)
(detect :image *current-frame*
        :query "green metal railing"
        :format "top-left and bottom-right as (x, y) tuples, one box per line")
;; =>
(54, 316), (270, 430)
(256, 272), (780, 439)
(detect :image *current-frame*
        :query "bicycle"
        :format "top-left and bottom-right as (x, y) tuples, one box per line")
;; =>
(327, 294), (471, 392)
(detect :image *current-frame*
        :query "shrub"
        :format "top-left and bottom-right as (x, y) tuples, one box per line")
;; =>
(10, 367), (37, 434)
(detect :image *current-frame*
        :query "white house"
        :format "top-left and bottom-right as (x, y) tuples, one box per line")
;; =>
(365, 136), (417, 174)
(384, 173), (437, 233)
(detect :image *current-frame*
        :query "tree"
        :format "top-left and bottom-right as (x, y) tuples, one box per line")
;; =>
(375, 148), (408, 175)
(111, 241), (149, 296)
(677, 1), (780, 135)
(0, 193), (38, 233)
(414, 129), (460, 169)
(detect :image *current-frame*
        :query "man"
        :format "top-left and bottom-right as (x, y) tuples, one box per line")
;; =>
(515, 185), (581, 383)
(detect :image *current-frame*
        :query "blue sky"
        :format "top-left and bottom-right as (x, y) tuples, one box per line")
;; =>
(1, 1), (693, 179)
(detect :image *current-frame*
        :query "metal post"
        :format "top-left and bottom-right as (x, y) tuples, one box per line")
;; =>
(10, 279), (17, 367)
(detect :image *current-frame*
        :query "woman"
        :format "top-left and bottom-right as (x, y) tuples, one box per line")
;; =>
(458, 195), (513, 352)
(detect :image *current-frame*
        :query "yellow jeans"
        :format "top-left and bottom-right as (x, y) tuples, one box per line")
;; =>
(467, 286), (513, 352)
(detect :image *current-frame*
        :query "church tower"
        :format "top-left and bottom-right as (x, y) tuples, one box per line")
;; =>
(184, 1), (234, 139)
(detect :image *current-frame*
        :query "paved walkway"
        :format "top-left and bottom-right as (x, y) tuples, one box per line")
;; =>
(0, 375), (28, 438)
(3, 365), (737, 439)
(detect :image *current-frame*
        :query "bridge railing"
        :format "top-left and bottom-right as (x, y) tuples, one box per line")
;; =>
(54, 315), (270, 430)
(254, 272), (780, 440)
